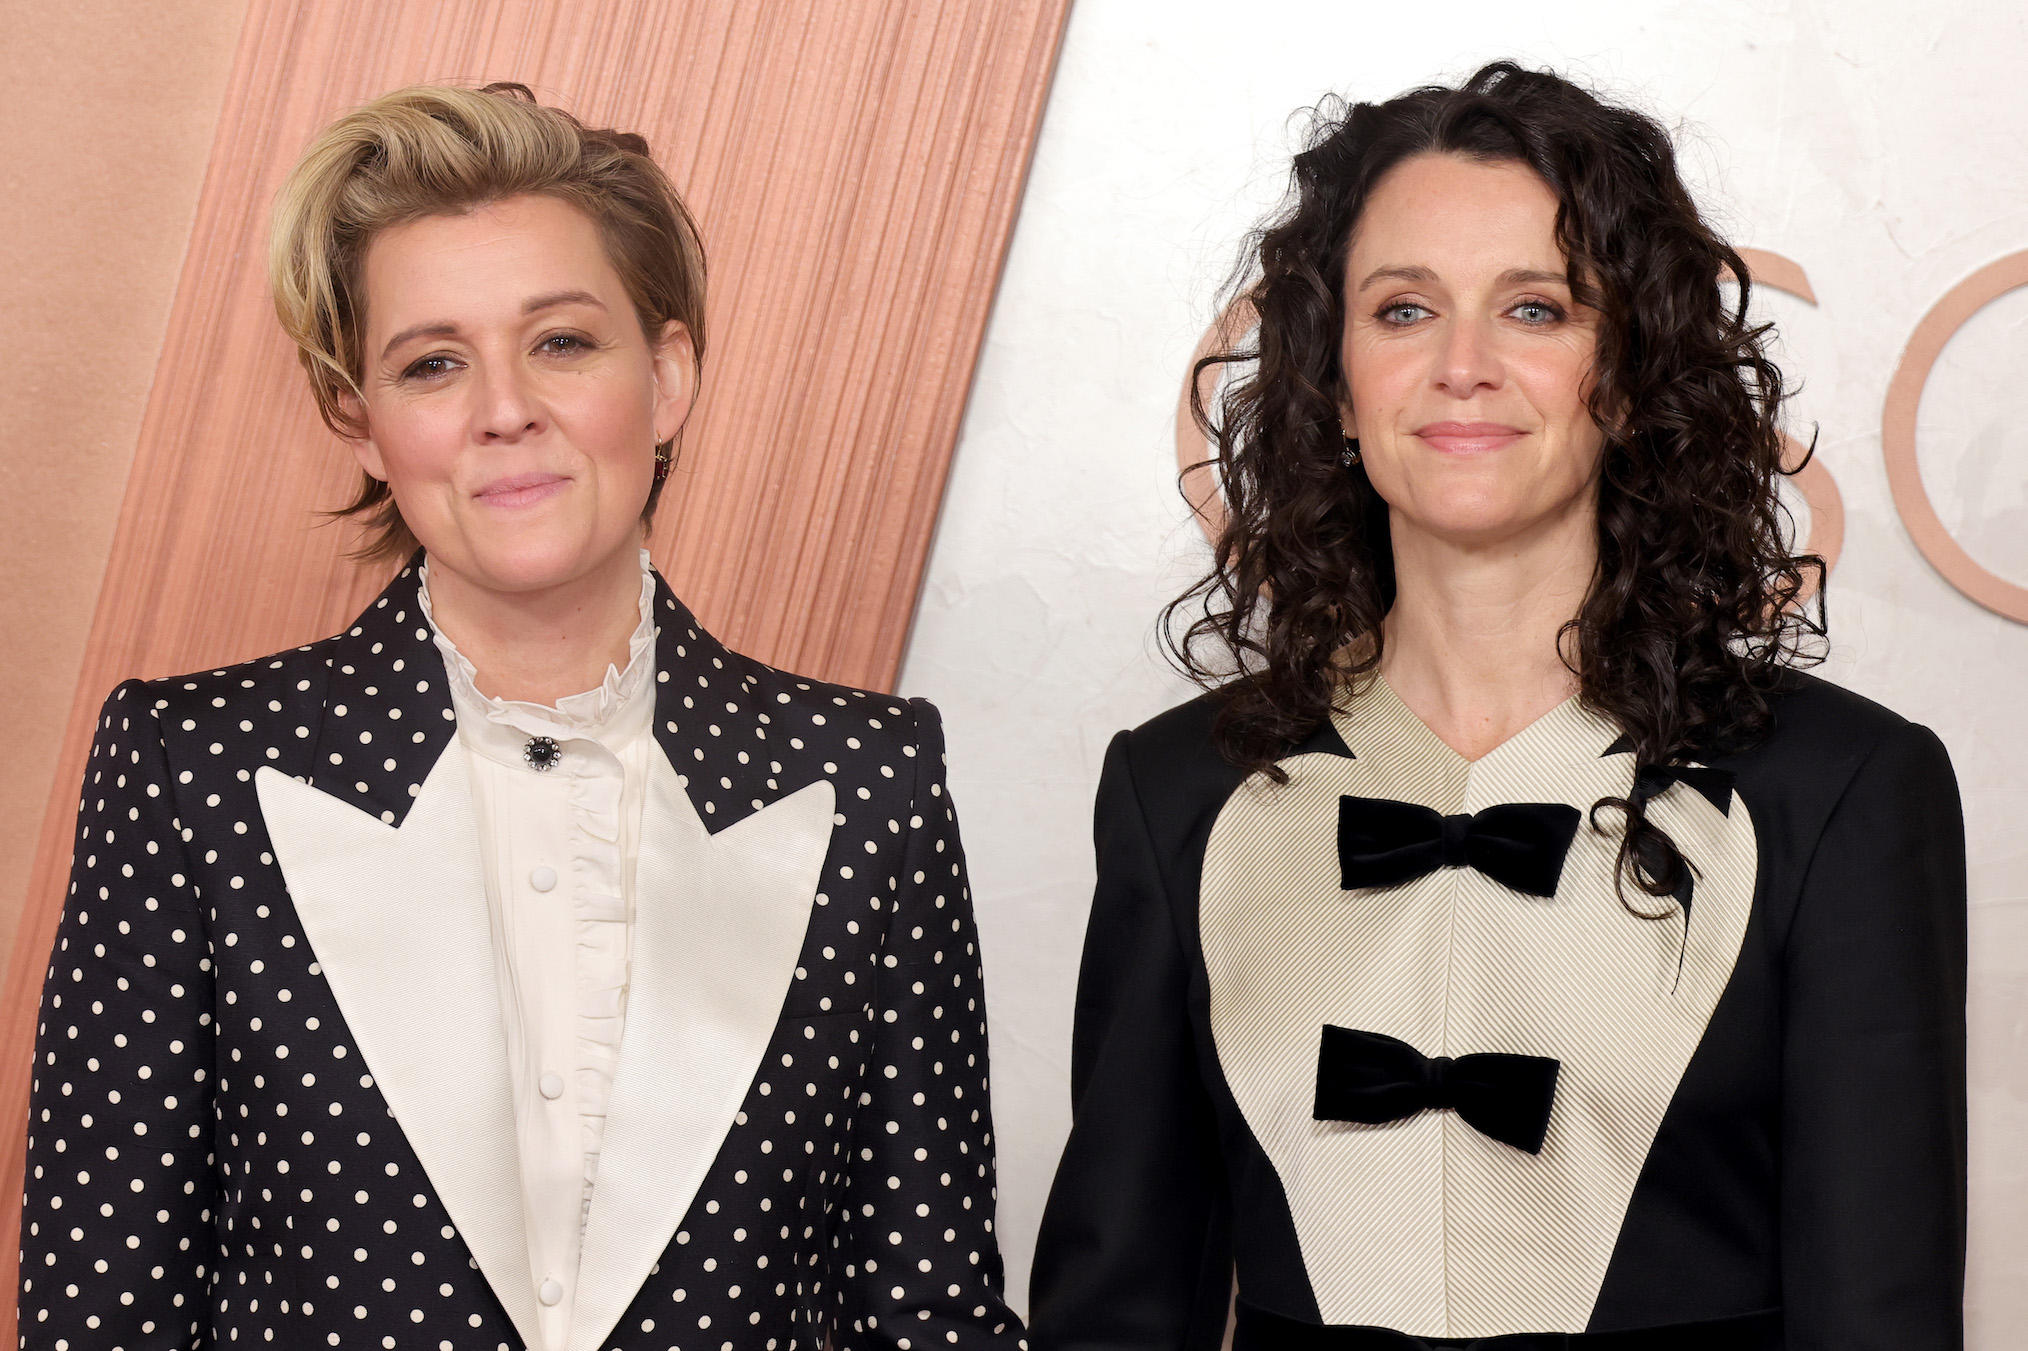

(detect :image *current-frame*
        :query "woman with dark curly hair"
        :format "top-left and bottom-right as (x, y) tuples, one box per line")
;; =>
(1026, 63), (1964, 1351)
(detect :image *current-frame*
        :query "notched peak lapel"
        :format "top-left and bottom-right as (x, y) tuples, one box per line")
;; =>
(1292, 717), (1358, 762)
(308, 559), (458, 830)
(1599, 736), (1739, 819)
(264, 564), (845, 1350)
(645, 572), (906, 831)
(569, 754), (836, 1351)
(254, 752), (542, 1351)
(646, 581), (783, 826)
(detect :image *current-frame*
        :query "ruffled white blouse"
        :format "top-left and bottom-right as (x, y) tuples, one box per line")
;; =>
(419, 552), (657, 1350)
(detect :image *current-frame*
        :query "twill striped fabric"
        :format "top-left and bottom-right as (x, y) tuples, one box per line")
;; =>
(1198, 679), (1757, 1339)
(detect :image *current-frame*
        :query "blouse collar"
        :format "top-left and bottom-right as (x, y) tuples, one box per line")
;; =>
(1329, 674), (1623, 771)
(418, 550), (659, 764)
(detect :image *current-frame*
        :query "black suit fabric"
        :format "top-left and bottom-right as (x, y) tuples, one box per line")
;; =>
(21, 561), (1026, 1351)
(1026, 677), (1965, 1351)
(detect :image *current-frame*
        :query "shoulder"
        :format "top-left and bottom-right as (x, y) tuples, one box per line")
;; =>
(1717, 673), (1959, 877)
(138, 640), (338, 721)
(128, 558), (445, 740)
(1100, 691), (1252, 850)
(687, 632), (945, 820)
(99, 638), (345, 764)
(718, 647), (937, 762)
(1119, 691), (1226, 773)
(1756, 671), (1921, 752)
(1725, 672), (1952, 797)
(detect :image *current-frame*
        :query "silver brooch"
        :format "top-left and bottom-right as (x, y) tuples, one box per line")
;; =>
(522, 736), (561, 772)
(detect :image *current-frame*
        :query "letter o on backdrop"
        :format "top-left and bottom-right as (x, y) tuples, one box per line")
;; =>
(1882, 251), (2028, 623)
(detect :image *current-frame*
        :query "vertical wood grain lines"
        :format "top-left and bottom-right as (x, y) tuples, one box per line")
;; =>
(0, 1), (1070, 1333)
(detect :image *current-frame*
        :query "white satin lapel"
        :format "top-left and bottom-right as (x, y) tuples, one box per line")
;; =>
(255, 757), (542, 1350)
(568, 755), (834, 1351)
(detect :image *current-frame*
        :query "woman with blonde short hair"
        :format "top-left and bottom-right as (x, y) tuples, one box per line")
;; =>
(22, 83), (1024, 1351)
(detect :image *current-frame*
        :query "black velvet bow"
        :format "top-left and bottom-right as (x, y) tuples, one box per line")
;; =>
(1631, 763), (1735, 816)
(1313, 1025), (1561, 1155)
(1338, 796), (1582, 898)
(1600, 735), (1737, 818)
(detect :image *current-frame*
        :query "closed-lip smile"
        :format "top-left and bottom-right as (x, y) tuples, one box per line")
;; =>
(1414, 421), (1526, 454)
(474, 472), (569, 509)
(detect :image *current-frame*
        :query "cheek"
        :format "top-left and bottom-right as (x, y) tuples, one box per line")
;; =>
(1343, 344), (1439, 481)
(1514, 350), (1606, 469)
(1341, 342), (1422, 495)
(1342, 338), (1419, 421)
(1515, 340), (1598, 422)
(365, 402), (467, 483)
(555, 375), (655, 467)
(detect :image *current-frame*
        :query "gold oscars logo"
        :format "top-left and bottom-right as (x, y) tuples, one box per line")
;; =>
(1177, 250), (2028, 624)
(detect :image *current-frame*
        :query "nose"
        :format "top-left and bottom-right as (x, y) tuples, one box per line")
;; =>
(472, 359), (544, 444)
(1433, 312), (1503, 400)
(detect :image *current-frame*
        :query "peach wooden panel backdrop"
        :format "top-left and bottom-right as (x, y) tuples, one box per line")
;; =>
(0, 0), (1070, 1336)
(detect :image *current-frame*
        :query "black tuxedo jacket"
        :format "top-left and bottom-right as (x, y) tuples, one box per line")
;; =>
(22, 560), (1025, 1351)
(1027, 676), (1965, 1351)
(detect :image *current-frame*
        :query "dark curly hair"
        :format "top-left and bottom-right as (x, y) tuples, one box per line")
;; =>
(1166, 60), (1825, 911)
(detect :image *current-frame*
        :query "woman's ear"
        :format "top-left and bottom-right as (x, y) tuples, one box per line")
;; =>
(339, 393), (390, 481)
(651, 320), (697, 443)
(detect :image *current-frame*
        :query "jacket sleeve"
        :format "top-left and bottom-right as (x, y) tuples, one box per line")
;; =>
(20, 682), (219, 1348)
(1027, 732), (1231, 1351)
(1780, 719), (1966, 1350)
(830, 699), (1026, 1350)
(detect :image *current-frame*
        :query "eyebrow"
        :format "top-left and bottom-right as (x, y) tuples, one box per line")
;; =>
(1354, 264), (1571, 292)
(522, 289), (607, 316)
(1356, 265), (1437, 291)
(378, 291), (610, 360)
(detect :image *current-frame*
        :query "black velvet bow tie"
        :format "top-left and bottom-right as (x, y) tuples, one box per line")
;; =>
(1337, 795), (1582, 898)
(1313, 1025), (1561, 1154)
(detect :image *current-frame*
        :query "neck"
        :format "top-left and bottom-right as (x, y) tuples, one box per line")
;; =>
(426, 544), (646, 706)
(1377, 503), (1595, 761)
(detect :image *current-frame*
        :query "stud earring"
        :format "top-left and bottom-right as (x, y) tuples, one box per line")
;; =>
(1340, 432), (1361, 468)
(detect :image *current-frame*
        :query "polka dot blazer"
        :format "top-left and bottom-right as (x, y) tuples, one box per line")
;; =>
(22, 559), (1027, 1351)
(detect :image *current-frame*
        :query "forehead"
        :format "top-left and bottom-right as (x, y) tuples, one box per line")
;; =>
(360, 194), (624, 325)
(1348, 154), (1565, 275)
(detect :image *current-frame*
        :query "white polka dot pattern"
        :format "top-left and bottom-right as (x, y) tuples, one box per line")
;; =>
(22, 563), (1027, 1351)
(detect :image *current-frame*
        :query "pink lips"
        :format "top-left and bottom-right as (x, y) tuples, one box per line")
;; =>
(1414, 421), (1526, 454)
(474, 472), (569, 510)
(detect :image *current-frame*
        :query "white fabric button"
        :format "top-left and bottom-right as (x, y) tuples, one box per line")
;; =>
(538, 1277), (564, 1306)
(539, 1072), (564, 1100)
(529, 865), (558, 893)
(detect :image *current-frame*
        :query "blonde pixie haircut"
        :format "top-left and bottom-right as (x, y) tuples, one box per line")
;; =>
(269, 82), (707, 562)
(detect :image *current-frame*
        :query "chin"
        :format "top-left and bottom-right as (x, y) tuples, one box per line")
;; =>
(456, 531), (614, 593)
(1400, 486), (1546, 543)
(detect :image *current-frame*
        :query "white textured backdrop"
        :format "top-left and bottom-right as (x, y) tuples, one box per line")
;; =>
(897, 1), (2028, 1338)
